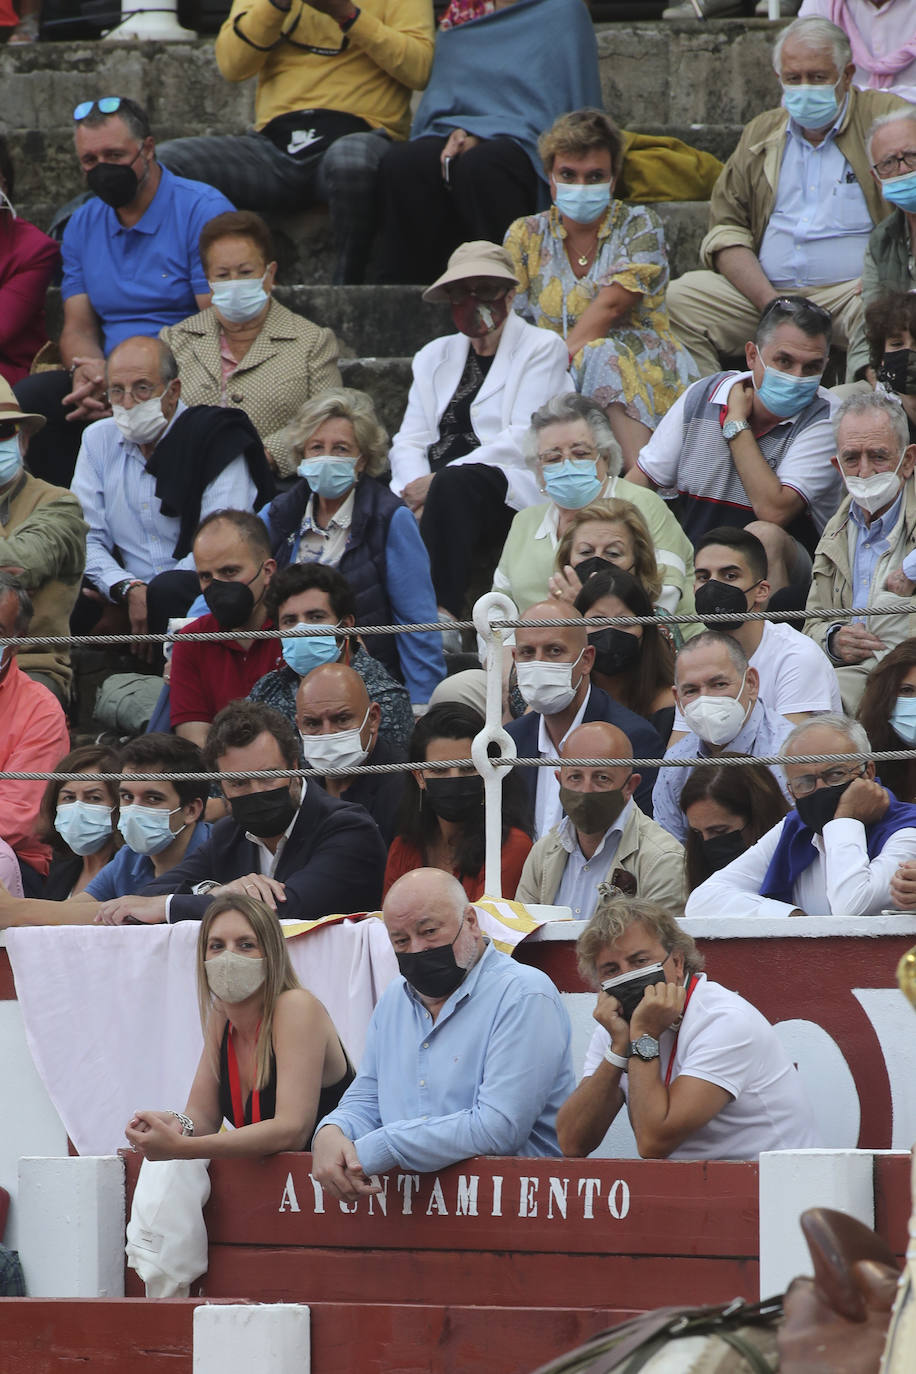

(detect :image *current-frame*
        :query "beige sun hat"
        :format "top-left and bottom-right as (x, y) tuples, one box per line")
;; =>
(0, 377), (45, 434)
(422, 240), (520, 304)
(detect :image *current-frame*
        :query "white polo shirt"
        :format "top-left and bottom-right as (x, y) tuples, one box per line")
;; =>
(583, 974), (820, 1160)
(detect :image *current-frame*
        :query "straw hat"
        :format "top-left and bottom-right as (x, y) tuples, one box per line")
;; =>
(422, 240), (520, 303)
(0, 377), (45, 434)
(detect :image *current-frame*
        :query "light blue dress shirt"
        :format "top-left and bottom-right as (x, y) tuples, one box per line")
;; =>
(72, 401), (258, 597)
(758, 101), (872, 288)
(849, 490), (904, 624)
(317, 940), (575, 1175)
(653, 700), (794, 844)
(554, 804), (631, 919)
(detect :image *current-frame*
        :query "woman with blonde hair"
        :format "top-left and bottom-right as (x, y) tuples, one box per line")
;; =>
(551, 497), (663, 606)
(261, 387), (445, 702)
(125, 895), (353, 1159)
(504, 108), (698, 467)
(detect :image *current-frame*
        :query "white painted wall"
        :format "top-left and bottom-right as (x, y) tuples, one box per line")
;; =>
(0, 999), (68, 1250)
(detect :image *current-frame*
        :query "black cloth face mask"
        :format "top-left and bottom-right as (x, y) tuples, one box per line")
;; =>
(397, 915), (468, 999)
(878, 348), (916, 397)
(575, 555), (616, 585)
(229, 785), (298, 839)
(693, 578), (758, 631)
(560, 785), (628, 834)
(203, 565), (264, 631)
(794, 777), (857, 835)
(601, 960), (668, 1022)
(588, 626), (641, 676)
(423, 775), (483, 823)
(700, 829), (747, 872)
(86, 161), (140, 209)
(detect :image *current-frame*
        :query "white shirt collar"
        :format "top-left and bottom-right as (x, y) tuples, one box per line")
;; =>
(244, 790), (303, 857)
(536, 684), (591, 755)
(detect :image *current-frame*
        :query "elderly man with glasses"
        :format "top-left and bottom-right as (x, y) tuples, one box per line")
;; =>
(665, 16), (908, 382)
(685, 713), (916, 918)
(803, 391), (916, 713)
(13, 96), (233, 489)
(851, 110), (916, 377)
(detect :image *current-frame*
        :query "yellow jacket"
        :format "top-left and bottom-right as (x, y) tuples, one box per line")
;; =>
(700, 86), (907, 268)
(216, 0), (435, 140)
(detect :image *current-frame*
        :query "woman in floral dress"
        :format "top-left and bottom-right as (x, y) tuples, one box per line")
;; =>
(504, 108), (698, 469)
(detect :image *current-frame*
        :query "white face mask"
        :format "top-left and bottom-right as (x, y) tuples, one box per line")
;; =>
(681, 671), (749, 747)
(205, 949), (267, 1004)
(111, 393), (170, 446)
(300, 707), (371, 774)
(516, 650), (584, 715)
(843, 460), (903, 517)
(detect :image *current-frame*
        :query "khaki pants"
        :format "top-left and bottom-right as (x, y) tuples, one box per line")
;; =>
(666, 270), (864, 380)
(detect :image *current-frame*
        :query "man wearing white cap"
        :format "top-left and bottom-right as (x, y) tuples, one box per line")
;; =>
(0, 381), (87, 704)
(388, 240), (573, 622)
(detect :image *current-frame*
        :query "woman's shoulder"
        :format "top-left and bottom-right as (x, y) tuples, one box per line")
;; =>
(265, 296), (335, 346)
(273, 986), (333, 1030)
(505, 210), (551, 246)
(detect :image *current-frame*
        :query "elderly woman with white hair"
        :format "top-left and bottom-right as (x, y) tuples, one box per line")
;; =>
(261, 388), (445, 703)
(491, 393), (696, 618)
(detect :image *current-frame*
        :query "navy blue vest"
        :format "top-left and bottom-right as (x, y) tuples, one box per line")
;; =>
(266, 476), (404, 679)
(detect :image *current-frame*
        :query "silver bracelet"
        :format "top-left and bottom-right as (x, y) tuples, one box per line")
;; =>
(603, 1046), (629, 1072)
(169, 1111), (194, 1137)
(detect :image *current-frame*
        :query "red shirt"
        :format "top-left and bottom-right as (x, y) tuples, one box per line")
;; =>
(169, 613), (280, 728)
(383, 827), (533, 902)
(0, 216), (61, 385)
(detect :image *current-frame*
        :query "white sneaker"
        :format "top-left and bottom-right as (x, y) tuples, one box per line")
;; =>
(662, 0), (743, 17)
(754, 0), (800, 12)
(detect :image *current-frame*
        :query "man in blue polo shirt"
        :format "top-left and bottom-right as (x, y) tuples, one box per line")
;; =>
(14, 96), (233, 487)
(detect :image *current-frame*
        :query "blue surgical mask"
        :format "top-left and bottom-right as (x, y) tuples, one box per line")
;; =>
(754, 365), (821, 418)
(281, 630), (340, 679)
(553, 181), (612, 225)
(297, 455), (359, 500)
(55, 801), (114, 856)
(891, 696), (916, 746)
(0, 435), (22, 486)
(208, 273), (270, 324)
(543, 459), (603, 510)
(879, 169), (916, 214)
(118, 803), (186, 856)
(781, 81), (841, 131)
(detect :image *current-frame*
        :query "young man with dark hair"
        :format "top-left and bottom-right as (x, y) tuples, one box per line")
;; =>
(92, 701), (387, 925)
(0, 734), (210, 926)
(250, 561), (413, 751)
(170, 508), (279, 746)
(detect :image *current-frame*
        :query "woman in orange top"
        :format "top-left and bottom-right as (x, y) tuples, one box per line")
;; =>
(383, 703), (532, 901)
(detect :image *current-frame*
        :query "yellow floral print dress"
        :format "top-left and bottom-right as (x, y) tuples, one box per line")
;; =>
(504, 201), (698, 429)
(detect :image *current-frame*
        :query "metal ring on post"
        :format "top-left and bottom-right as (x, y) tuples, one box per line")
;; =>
(472, 593), (519, 899)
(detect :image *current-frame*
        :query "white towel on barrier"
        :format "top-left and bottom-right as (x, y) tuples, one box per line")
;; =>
(5, 917), (398, 1157)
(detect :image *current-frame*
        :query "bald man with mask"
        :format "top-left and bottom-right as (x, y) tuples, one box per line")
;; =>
(517, 722), (685, 917)
(296, 662), (406, 844)
(507, 601), (663, 834)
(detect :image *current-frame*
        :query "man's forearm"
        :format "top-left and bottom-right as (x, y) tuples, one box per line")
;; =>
(726, 430), (799, 524)
(556, 1061), (624, 1157)
(626, 1057), (676, 1159)
(59, 324), (104, 371)
(713, 246), (778, 314)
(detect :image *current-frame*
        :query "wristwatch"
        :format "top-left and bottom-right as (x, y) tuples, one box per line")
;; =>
(722, 418), (751, 443)
(629, 1033), (660, 1062)
(111, 577), (143, 604)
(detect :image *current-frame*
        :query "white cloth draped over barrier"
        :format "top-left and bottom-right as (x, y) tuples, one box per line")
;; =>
(5, 917), (399, 1157)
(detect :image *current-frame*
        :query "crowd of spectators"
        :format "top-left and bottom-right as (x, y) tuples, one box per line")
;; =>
(5, 2), (916, 1181)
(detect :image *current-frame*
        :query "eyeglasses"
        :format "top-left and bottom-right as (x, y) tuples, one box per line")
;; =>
(107, 381), (163, 405)
(872, 150), (916, 179)
(444, 284), (511, 305)
(73, 97), (123, 122)
(786, 763), (866, 799)
(538, 444), (598, 465)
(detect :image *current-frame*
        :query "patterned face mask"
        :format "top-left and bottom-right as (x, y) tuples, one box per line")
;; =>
(878, 349), (916, 397)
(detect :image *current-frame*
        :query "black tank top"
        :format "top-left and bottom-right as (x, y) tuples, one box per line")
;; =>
(218, 1022), (354, 1132)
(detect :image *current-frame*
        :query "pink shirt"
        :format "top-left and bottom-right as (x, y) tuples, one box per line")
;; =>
(799, 0), (916, 104)
(0, 658), (69, 876)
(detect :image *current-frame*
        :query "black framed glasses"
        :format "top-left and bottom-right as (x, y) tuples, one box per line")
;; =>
(873, 150), (916, 179)
(787, 763), (866, 800)
(73, 97), (123, 122)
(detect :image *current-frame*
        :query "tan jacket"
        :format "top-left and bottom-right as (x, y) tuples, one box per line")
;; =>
(0, 472), (88, 696)
(804, 479), (916, 655)
(160, 298), (341, 477)
(517, 804), (686, 915)
(700, 86), (907, 268)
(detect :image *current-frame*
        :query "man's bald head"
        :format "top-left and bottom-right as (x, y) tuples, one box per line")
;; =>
(296, 662), (377, 742)
(105, 335), (177, 387)
(518, 600), (588, 654)
(384, 867), (468, 928)
(562, 721), (632, 764)
(556, 719), (639, 821)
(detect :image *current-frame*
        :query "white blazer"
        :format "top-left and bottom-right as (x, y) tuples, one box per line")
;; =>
(389, 310), (574, 511)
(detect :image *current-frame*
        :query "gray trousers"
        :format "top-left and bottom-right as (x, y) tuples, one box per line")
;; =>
(157, 127), (391, 284)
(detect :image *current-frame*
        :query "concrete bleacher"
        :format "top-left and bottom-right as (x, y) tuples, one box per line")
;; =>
(0, 19), (786, 430)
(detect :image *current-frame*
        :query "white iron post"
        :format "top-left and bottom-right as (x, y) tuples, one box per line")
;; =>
(103, 1), (196, 42)
(471, 593), (519, 898)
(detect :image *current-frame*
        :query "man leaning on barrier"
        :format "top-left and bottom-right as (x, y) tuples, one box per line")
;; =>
(557, 896), (819, 1161)
(685, 714), (916, 919)
(311, 867), (575, 1200)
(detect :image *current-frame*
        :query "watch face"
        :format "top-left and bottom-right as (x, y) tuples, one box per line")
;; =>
(633, 1034), (660, 1060)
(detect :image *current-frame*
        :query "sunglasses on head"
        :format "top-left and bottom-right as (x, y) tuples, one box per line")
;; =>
(73, 97), (123, 122)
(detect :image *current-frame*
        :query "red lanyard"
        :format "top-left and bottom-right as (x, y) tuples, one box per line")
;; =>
(664, 974), (699, 1087)
(226, 1023), (261, 1126)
